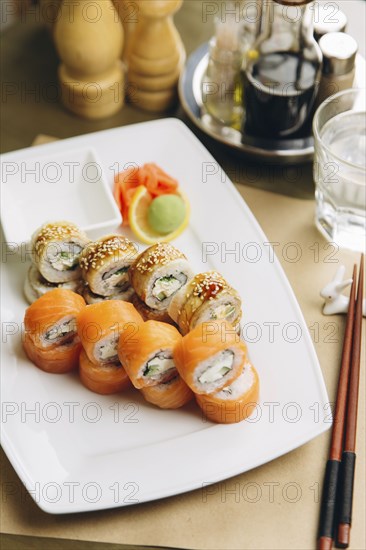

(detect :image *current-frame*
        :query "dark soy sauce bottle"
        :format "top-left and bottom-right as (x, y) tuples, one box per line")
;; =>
(242, 0), (322, 140)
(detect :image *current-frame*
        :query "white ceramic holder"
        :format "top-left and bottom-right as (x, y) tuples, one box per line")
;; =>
(320, 265), (366, 316)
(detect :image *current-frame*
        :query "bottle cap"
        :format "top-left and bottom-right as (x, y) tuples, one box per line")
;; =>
(273, 0), (313, 5)
(314, 5), (347, 40)
(319, 32), (358, 76)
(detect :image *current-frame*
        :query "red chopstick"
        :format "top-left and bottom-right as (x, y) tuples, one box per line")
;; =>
(336, 254), (364, 548)
(317, 259), (360, 550)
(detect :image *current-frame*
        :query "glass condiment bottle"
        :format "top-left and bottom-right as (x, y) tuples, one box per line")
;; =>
(201, 11), (243, 128)
(242, 0), (322, 139)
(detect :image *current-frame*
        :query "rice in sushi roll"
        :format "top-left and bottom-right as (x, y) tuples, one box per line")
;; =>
(31, 221), (89, 283)
(80, 235), (137, 297)
(196, 360), (259, 423)
(173, 320), (246, 394)
(128, 243), (193, 312)
(168, 271), (242, 335)
(118, 320), (182, 389)
(24, 265), (84, 304)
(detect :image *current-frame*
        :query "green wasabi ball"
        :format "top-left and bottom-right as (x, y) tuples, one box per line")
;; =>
(148, 194), (186, 234)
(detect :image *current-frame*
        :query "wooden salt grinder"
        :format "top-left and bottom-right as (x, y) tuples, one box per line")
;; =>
(127, 0), (185, 112)
(54, 0), (124, 119)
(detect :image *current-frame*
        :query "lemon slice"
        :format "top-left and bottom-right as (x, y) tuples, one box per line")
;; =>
(128, 186), (190, 245)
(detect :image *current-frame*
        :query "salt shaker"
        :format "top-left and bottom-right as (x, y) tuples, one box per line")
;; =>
(313, 4), (347, 41)
(316, 32), (358, 105)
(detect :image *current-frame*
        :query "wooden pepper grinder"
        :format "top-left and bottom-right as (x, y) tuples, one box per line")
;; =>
(113, 0), (137, 62)
(127, 0), (185, 112)
(54, 0), (124, 119)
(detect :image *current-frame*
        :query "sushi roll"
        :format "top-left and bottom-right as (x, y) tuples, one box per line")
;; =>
(196, 361), (259, 423)
(173, 320), (246, 395)
(31, 221), (89, 283)
(82, 285), (135, 305)
(128, 243), (193, 312)
(80, 235), (137, 297)
(131, 293), (175, 325)
(77, 300), (143, 366)
(141, 374), (193, 409)
(24, 265), (84, 304)
(168, 271), (242, 335)
(118, 320), (182, 389)
(23, 333), (82, 374)
(23, 288), (86, 373)
(79, 349), (131, 395)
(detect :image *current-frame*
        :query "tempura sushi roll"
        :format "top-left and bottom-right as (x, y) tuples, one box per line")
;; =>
(168, 271), (242, 335)
(79, 349), (131, 395)
(23, 289), (86, 373)
(131, 293), (175, 325)
(196, 361), (259, 423)
(31, 221), (89, 283)
(80, 235), (137, 297)
(118, 320), (182, 389)
(173, 320), (246, 394)
(24, 288), (86, 350)
(83, 285), (134, 305)
(128, 243), (193, 311)
(141, 374), (193, 409)
(77, 300), (143, 366)
(24, 265), (84, 304)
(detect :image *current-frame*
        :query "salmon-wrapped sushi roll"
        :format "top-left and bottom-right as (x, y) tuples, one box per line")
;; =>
(31, 221), (89, 283)
(118, 320), (182, 389)
(168, 272), (242, 335)
(79, 349), (131, 395)
(131, 294), (175, 325)
(196, 361), (259, 423)
(82, 285), (135, 305)
(173, 320), (246, 394)
(77, 300), (143, 365)
(23, 333), (82, 374)
(141, 374), (193, 409)
(24, 288), (86, 350)
(80, 235), (137, 297)
(128, 243), (193, 312)
(23, 289), (86, 373)
(24, 265), (84, 304)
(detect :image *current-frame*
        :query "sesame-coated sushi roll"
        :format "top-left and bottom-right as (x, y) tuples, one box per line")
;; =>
(77, 300), (143, 366)
(80, 235), (138, 297)
(173, 320), (246, 395)
(31, 221), (89, 283)
(196, 361), (259, 423)
(131, 293), (175, 325)
(23, 289), (86, 373)
(24, 265), (84, 304)
(118, 320), (182, 389)
(128, 243), (194, 312)
(168, 272), (242, 335)
(82, 285), (135, 305)
(141, 374), (193, 409)
(79, 349), (131, 395)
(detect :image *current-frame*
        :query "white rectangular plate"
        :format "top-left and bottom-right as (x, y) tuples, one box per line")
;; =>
(0, 119), (330, 514)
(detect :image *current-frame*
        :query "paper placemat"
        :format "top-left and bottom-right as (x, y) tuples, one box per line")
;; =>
(1, 136), (365, 550)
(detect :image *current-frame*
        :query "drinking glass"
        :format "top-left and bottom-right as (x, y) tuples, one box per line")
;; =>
(313, 89), (366, 252)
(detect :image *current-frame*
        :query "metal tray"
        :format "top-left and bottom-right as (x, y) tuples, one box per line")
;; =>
(178, 43), (364, 165)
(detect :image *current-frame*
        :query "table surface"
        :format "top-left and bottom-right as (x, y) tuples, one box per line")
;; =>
(1, 2), (365, 550)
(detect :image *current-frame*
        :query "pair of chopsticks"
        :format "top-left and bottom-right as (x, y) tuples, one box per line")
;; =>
(318, 254), (364, 550)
